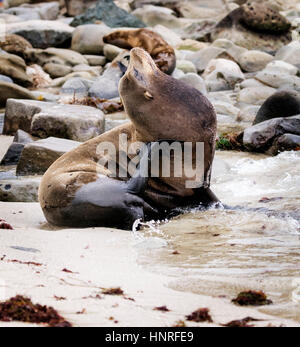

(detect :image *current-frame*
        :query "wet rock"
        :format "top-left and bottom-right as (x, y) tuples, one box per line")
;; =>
(275, 41), (300, 69)
(253, 90), (300, 125)
(84, 55), (106, 66)
(238, 50), (273, 72)
(237, 86), (276, 105)
(0, 177), (41, 202)
(269, 133), (300, 155)
(5, 2), (60, 21)
(6, 20), (74, 49)
(65, 0), (97, 17)
(179, 73), (207, 95)
(0, 82), (35, 107)
(71, 0), (145, 28)
(3, 99), (105, 142)
(0, 51), (32, 87)
(1, 130), (34, 166)
(0, 34), (32, 59)
(243, 115), (300, 152)
(71, 24), (111, 55)
(212, 2), (292, 53)
(16, 137), (80, 176)
(203, 58), (245, 92)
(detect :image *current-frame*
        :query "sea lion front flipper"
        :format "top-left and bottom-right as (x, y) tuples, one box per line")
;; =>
(194, 187), (220, 207)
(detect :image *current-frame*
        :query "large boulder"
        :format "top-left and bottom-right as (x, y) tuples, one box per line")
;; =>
(70, 0), (145, 28)
(243, 115), (300, 152)
(3, 99), (105, 142)
(16, 137), (80, 176)
(6, 20), (74, 49)
(253, 90), (300, 125)
(0, 81), (35, 107)
(212, 2), (292, 53)
(71, 24), (111, 55)
(0, 51), (32, 87)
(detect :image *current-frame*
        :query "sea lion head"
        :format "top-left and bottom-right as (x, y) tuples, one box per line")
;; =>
(119, 47), (216, 143)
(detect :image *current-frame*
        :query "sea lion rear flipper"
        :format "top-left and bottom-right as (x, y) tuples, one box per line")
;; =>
(194, 187), (220, 207)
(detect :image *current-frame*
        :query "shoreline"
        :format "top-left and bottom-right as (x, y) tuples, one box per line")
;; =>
(0, 201), (299, 327)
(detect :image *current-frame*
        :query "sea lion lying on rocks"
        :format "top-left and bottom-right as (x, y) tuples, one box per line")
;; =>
(39, 48), (218, 229)
(103, 28), (176, 75)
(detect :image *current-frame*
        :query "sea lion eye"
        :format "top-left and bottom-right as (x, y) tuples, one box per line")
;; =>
(144, 91), (153, 100)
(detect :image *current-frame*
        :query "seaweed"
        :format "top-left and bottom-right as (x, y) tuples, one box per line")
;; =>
(173, 320), (186, 327)
(222, 317), (261, 328)
(0, 296), (72, 327)
(216, 133), (244, 151)
(0, 256), (42, 267)
(186, 308), (213, 323)
(0, 219), (13, 230)
(232, 291), (273, 306)
(102, 287), (124, 296)
(154, 306), (170, 312)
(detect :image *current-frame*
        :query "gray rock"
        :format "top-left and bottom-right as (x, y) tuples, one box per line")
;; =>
(71, 0), (145, 28)
(103, 44), (124, 61)
(255, 70), (300, 92)
(16, 137), (80, 176)
(6, 20), (74, 49)
(176, 60), (197, 74)
(1, 129), (34, 166)
(5, 2), (60, 21)
(268, 133), (300, 155)
(60, 78), (93, 100)
(71, 24), (111, 55)
(3, 99), (105, 142)
(237, 86), (277, 105)
(0, 75), (13, 83)
(179, 73), (207, 95)
(275, 41), (300, 69)
(253, 90), (300, 125)
(238, 50), (273, 72)
(0, 176), (41, 202)
(243, 115), (300, 152)
(186, 46), (226, 73)
(0, 81), (35, 107)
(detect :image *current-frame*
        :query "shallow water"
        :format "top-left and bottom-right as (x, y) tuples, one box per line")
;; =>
(133, 151), (300, 322)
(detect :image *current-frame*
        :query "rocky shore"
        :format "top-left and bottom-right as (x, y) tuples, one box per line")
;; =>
(0, 0), (300, 327)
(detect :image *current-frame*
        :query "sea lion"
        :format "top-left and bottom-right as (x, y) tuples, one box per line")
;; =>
(103, 28), (176, 75)
(39, 48), (218, 229)
(253, 90), (300, 125)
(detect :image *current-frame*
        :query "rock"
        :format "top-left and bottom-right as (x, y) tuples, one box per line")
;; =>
(239, 78), (266, 89)
(176, 60), (196, 74)
(3, 99), (105, 142)
(212, 100), (240, 117)
(0, 13), (22, 24)
(0, 51), (32, 87)
(84, 55), (106, 66)
(0, 34), (32, 59)
(72, 64), (102, 76)
(275, 41), (300, 69)
(212, 38), (247, 61)
(243, 115), (300, 152)
(269, 133), (300, 155)
(42, 48), (88, 67)
(26, 64), (52, 89)
(65, 0), (97, 17)
(237, 105), (260, 123)
(6, 20), (74, 49)
(186, 46), (227, 73)
(261, 60), (298, 75)
(238, 50), (273, 72)
(179, 73), (207, 95)
(71, 24), (111, 55)
(6, 0), (30, 8)
(203, 58), (245, 92)
(0, 177), (41, 202)
(153, 25), (183, 48)
(176, 40), (208, 52)
(255, 69), (300, 92)
(43, 63), (73, 79)
(0, 82), (35, 107)
(0, 129), (34, 166)
(132, 5), (181, 29)
(16, 137), (80, 176)
(103, 44), (124, 62)
(237, 86), (277, 105)
(71, 0), (145, 28)
(181, 19), (217, 42)
(5, 2), (60, 21)
(60, 78), (93, 101)
(212, 2), (292, 53)
(253, 90), (300, 125)
(51, 71), (96, 87)
(89, 51), (129, 99)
